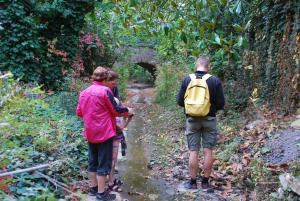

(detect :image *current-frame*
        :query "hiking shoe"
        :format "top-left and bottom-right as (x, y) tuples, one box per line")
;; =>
(201, 181), (209, 189)
(201, 182), (214, 193)
(183, 180), (197, 190)
(96, 191), (116, 201)
(88, 186), (98, 196)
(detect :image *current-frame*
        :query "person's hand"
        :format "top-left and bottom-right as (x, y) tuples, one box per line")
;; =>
(118, 124), (125, 130)
(128, 107), (134, 117)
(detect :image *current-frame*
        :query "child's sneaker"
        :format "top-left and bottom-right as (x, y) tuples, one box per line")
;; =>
(201, 181), (214, 193)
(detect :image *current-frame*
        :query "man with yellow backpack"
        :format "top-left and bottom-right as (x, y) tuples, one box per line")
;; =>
(176, 56), (225, 190)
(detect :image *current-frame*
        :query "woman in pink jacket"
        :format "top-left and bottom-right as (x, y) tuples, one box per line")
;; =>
(76, 67), (131, 201)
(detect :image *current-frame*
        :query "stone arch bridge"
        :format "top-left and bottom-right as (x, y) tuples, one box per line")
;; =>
(113, 46), (158, 77)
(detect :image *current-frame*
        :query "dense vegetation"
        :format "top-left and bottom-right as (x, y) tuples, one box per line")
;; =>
(0, 75), (88, 200)
(1, 1), (298, 111)
(0, 1), (106, 89)
(102, 0), (299, 112)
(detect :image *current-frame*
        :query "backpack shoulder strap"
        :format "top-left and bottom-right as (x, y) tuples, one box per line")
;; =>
(202, 73), (212, 81)
(189, 74), (196, 80)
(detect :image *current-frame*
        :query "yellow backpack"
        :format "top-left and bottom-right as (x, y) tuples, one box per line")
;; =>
(184, 73), (212, 117)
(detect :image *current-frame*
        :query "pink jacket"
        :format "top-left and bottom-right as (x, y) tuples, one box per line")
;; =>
(76, 81), (129, 143)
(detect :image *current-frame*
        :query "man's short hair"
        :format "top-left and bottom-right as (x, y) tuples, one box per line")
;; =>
(92, 66), (107, 82)
(196, 56), (210, 68)
(107, 70), (118, 81)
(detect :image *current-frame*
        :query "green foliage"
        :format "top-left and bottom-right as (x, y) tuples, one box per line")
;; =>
(46, 91), (80, 115)
(110, 0), (246, 61)
(114, 66), (130, 100)
(103, 0), (299, 113)
(155, 60), (188, 107)
(249, 157), (272, 185)
(127, 64), (154, 84)
(217, 138), (241, 162)
(7, 174), (57, 200)
(0, 1), (96, 89)
(0, 81), (87, 199)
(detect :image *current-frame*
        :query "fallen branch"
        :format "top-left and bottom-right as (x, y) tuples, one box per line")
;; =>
(35, 171), (69, 189)
(34, 171), (79, 197)
(0, 164), (49, 177)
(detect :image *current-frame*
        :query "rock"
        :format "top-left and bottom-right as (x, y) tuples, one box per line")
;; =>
(263, 129), (300, 164)
(245, 119), (267, 130)
(279, 174), (288, 190)
(291, 119), (300, 129)
(177, 181), (199, 194)
(277, 187), (284, 199)
(279, 173), (300, 195)
(148, 194), (159, 200)
(172, 166), (187, 180)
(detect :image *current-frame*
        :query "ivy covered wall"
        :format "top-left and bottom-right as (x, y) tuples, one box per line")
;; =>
(0, 1), (96, 89)
(240, 0), (299, 113)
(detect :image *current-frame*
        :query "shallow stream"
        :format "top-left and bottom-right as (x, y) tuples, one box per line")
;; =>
(115, 83), (174, 201)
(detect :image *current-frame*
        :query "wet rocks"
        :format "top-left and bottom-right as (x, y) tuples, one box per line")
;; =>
(279, 173), (300, 195)
(263, 129), (300, 164)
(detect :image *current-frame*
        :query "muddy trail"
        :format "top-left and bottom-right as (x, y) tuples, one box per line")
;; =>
(114, 83), (175, 201)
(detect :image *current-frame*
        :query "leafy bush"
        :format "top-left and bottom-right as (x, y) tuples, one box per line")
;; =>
(0, 82), (87, 199)
(127, 64), (154, 84)
(114, 66), (130, 100)
(154, 56), (193, 107)
(0, 1), (95, 89)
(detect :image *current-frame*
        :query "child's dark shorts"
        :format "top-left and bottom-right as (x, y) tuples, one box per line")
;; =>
(115, 130), (123, 141)
(88, 137), (113, 176)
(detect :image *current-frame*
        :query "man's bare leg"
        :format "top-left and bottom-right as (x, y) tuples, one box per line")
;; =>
(189, 150), (199, 179)
(201, 148), (214, 189)
(203, 148), (213, 178)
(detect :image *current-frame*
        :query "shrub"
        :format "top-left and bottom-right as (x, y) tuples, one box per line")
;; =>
(0, 83), (87, 199)
(0, 1), (95, 89)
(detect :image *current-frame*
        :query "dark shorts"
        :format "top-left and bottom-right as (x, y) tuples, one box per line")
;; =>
(115, 130), (123, 141)
(88, 137), (113, 176)
(186, 116), (218, 151)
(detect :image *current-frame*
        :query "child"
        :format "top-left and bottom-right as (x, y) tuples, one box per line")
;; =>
(108, 97), (133, 192)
